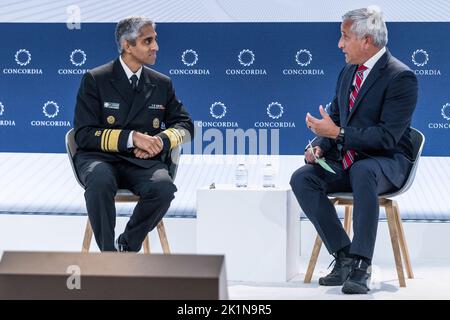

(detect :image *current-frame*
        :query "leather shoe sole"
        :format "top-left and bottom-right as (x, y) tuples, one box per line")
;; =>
(342, 280), (370, 294)
(318, 277), (345, 286)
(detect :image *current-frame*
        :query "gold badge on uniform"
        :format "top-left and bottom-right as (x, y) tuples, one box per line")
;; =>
(153, 117), (160, 128)
(95, 130), (102, 136)
(107, 116), (115, 124)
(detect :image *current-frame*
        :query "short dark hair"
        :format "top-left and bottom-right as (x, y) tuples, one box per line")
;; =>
(115, 16), (155, 54)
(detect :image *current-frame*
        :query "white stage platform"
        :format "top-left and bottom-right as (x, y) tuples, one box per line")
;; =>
(1, 214), (449, 299)
(0, 153), (448, 299)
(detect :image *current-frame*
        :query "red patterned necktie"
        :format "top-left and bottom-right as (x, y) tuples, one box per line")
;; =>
(342, 64), (368, 170)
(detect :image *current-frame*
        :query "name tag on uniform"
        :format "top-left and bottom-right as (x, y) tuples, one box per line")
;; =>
(148, 104), (165, 110)
(104, 102), (120, 109)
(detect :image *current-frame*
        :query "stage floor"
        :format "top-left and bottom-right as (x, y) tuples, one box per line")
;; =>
(0, 214), (449, 299)
(229, 257), (450, 299)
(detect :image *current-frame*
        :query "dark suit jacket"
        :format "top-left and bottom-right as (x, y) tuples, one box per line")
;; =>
(314, 49), (418, 188)
(73, 59), (194, 168)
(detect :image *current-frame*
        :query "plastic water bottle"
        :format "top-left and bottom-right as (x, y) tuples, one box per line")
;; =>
(262, 162), (275, 188)
(235, 163), (248, 188)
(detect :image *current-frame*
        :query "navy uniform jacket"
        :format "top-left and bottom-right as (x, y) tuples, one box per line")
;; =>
(314, 49), (418, 188)
(74, 59), (194, 168)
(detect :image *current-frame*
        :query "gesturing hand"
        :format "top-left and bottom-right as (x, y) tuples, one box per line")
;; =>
(305, 105), (340, 139)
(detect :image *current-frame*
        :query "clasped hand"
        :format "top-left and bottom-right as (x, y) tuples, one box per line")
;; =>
(132, 131), (163, 159)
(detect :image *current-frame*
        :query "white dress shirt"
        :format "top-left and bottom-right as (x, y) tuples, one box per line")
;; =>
(118, 56), (163, 152)
(119, 56), (142, 149)
(356, 46), (386, 87)
(119, 55), (142, 85)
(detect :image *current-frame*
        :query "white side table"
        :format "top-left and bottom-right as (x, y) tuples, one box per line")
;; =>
(196, 184), (300, 282)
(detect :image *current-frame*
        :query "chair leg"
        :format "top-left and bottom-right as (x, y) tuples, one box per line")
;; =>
(304, 234), (323, 283)
(82, 218), (93, 253)
(304, 198), (340, 283)
(393, 200), (414, 279)
(385, 200), (406, 287)
(143, 235), (150, 254)
(157, 220), (171, 254)
(344, 205), (353, 236)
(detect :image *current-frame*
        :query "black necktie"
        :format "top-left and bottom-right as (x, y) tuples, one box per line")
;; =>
(130, 74), (138, 91)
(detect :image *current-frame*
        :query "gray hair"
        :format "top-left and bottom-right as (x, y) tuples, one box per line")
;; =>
(115, 16), (155, 54)
(342, 6), (388, 48)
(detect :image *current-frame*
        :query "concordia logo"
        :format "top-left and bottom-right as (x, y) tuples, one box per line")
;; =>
(226, 49), (267, 76)
(238, 49), (255, 67)
(442, 103), (450, 121)
(182, 49), (198, 66)
(30, 101), (71, 127)
(58, 49), (89, 75)
(43, 101), (60, 118)
(283, 49), (324, 76)
(169, 49), (210, 75)
(0, 102), (16, 126)
(3, 49), (43, 75)
(267, 102), (283, 119)
(411, 49), (441, 76)
(196, 101), (238, 128)
(428, 103), (450, 129)
(210, 101), (227, 119)
(255, 102), (296, 128)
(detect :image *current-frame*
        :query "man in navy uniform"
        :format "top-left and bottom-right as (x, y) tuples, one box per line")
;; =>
(290, 7), (418, 294)
(73, 16), (193, 252)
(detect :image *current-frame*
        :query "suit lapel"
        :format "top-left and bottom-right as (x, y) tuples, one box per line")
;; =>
(342, 65), (357, 122)
(110, 59), (134, 108)
(345, 50), (390, 125)
(124, 69), (156, 126)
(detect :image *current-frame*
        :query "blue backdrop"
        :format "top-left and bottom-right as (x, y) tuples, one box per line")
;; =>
(0, 22), (448, 155)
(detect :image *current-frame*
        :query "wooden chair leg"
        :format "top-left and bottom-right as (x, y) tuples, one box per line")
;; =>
(82, 218), (93, 253)
(304, 234), (323, 283)
(344, 205), (353, 236)
(393, 200), (414, 279)
(304, 198), (339, 283)
(143, 235), (150, 254)
(157, 220), (171, 254)
(385, 200), (406, 287)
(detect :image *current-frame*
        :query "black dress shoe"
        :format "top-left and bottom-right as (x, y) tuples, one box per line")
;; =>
(319, 251), (354, 286)
(342, 259), (371, 294)
(114, 235), (130, 252)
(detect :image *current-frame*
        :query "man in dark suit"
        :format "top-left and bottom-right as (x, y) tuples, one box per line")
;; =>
(73, 16), (194, 252)
(290, 7), (418, 294)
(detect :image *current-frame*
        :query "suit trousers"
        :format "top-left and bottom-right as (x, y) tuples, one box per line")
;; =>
(290, 158), (396, 259)
(74, 153), (177, 252)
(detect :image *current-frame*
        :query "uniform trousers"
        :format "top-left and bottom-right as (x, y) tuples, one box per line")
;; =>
(75, 153), (176, 252)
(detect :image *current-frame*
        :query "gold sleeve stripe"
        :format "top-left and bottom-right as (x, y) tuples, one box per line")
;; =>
(172, 129), (183, 143)
(100, 129), (121, 152)
(108, 129), (121, 152)
(171, 128), (183, 145)
(105, 129), (112, 151)
(165, 129), (178, 148)
(101, 129), (110, 151)
(163, 128), (183, 149)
